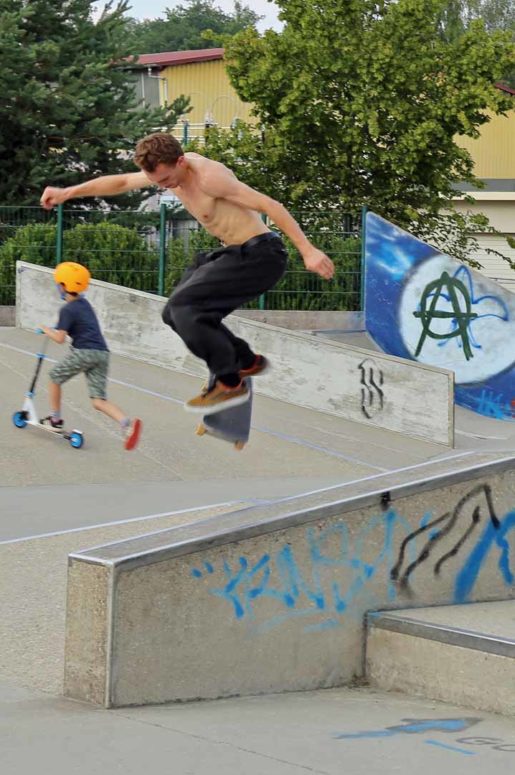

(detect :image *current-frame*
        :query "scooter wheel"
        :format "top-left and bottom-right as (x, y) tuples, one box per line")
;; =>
(69, 431), (84, 449)
(12, 411), (28, 429)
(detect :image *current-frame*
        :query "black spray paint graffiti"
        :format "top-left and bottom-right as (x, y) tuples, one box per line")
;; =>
(390, 483), (500, 591)
(413, 270), (478, 360)
(358, 358), (384, 419)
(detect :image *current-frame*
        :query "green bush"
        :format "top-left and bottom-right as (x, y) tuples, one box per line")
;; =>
(0, 221), (159, 305)
(265, 234), (362, 311)
(0, 223), (56, 304)
(63, 222), (158, 292)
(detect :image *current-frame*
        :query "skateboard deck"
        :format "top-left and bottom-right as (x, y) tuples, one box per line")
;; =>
(195, 375), (253, 450)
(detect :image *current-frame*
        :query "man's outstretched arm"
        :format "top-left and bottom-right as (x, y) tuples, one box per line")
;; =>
(40, 171), (151, 209)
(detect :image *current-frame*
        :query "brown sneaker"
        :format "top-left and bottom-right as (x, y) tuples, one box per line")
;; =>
(124, 418), (142, 451)
(239, 354), (269, 378)
(184, 381), (250, 415)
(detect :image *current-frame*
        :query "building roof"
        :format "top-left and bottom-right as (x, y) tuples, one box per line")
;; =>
(135, 48), (224, 69)
(496, 82), (515, 95)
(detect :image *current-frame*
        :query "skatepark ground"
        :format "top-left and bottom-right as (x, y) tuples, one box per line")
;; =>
(1, 325), (515, 774)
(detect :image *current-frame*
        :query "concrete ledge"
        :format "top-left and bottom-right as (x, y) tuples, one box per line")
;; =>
(17, 262), (454, 445)
(65, 455), (515, 707)
(368, 610), (515, 658)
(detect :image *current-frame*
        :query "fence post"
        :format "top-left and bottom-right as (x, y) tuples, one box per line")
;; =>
(258, 213), (267, 310)
(158, 203), (167, 296)
(360, 205), (368, 312)
(56, 204), (64, 265)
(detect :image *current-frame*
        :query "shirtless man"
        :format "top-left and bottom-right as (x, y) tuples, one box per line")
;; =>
(41, 132), (335, 414)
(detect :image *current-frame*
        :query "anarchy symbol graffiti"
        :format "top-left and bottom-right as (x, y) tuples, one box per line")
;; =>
(413, 271), (478, 360)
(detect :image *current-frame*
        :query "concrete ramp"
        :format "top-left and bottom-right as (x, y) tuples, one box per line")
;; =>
(17, 262), (454, 445)
(64, 454), (515, 707)
(365, 211), (515, 421)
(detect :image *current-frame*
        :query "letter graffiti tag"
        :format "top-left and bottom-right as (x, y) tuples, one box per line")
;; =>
(190, 486), (515, 631)
(358, 358), (384, 419)
(413, 271), (478, 360)
(190, 515), (405, 633)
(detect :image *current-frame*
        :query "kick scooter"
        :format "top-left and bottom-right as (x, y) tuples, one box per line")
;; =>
(12, 330), (84, 449)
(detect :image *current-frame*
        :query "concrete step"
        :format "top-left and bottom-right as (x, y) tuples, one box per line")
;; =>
(366, 601), (515, 716)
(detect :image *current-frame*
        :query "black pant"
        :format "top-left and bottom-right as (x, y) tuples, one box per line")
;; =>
(162, 232), (288, 378)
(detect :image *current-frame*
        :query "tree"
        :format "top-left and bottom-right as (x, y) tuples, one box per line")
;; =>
(445, 0), (515, 32)
(0, 0), (190, 206)
(126, 0), (261, 54)
(439, 1), (515, 84)
(213, 0), (515, 261)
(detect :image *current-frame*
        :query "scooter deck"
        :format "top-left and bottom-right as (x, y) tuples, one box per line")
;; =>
(35, 419), (69, 438)
(195, 376), (253, 449)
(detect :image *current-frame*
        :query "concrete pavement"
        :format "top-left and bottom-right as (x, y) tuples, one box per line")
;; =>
(3, 681), (515, 775)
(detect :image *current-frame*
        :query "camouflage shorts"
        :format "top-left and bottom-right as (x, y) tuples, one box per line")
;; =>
(49, 348), (110, 399)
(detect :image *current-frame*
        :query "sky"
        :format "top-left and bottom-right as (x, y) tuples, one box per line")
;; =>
(113, 0), (283, 32)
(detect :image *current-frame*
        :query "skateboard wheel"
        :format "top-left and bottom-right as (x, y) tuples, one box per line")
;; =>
(195, 423), (207, 436)
(234, 441), (246, 451)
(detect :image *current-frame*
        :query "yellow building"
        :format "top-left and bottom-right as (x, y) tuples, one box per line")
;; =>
(135, 49), (253, 143)
(453, 83), (515, 290)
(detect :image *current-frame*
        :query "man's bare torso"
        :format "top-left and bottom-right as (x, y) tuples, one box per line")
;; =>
(170, 153), (269, 246)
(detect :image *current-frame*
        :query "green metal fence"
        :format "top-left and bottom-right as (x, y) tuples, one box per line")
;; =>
(0, 205), (364, 311)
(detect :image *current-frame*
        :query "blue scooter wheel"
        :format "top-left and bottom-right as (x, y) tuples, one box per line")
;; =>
(69, 431), (84, 449)
(12, 411), (28, 429)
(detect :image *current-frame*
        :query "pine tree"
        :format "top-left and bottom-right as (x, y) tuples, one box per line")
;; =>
(0, 0), (189, 206)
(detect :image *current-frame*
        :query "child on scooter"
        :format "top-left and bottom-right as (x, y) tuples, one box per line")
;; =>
(40, 261), (142, 450)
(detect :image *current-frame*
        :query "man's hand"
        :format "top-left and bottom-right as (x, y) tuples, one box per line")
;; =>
(40, 186), (68, 210)
(302, 247), (335, 280)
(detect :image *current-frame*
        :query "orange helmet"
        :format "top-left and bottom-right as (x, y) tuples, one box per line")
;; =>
(54, 262), (90, 294)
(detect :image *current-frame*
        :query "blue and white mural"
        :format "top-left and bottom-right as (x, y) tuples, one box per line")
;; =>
(365, 211), (515, 420)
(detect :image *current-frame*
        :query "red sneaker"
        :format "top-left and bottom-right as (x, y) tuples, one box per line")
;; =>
(124, 418), (142, 451)
(239, 355), (269, 378)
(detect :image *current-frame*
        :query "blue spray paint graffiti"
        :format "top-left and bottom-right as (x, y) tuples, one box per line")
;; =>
(334, 718), (481, 757)
(470, 389), (515, 421)
(191, 511), (411, 632)
(190, 485), (515, 632)
(335, 717), (480, 739)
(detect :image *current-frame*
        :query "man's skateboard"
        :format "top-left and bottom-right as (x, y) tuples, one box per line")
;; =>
(195, 375), (253, 450)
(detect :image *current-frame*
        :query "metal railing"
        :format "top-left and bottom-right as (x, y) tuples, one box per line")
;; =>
(0, 205), (364, 311)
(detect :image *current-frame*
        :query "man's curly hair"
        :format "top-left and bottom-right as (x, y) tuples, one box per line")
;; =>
(134, 133), (184, 172)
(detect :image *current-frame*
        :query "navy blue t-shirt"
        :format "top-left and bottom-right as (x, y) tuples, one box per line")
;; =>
(56, 297), (109, 351)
